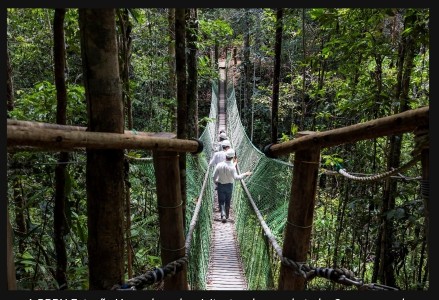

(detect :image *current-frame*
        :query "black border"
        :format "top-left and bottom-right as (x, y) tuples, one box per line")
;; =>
(2, 1), (434, 300)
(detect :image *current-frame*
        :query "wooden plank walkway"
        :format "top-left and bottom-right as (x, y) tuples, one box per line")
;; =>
(217, 62), (227, 133)
(205, 209), (247, 290)
(206, 61), (247, 290)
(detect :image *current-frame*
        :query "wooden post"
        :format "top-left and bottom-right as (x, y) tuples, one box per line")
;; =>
(153, 151), (188, 290)
(7, 213), (16, 289)
(278, 132), (320, 290)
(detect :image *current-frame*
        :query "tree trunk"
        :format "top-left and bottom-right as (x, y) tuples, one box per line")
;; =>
(53, 8), (69, 290)
(168, 8), (177, 132)
(116, 8), (134, 279)
(243, 10), (251, 131)
(175, 8), (188, 228)
(7, 213), (16, 289)
(271, 8), (283, 144)
(116, 9), (133, 130)
(13, 178), (26, 254)
(6, 37), (17, 291)
(186, 8), (198, 139)
(300, 8), (307, 131)
(333, 181), (348, 268)
(79, 9), (125, 290)
(377, 9), (419, 287)
(124, 158), (133, 278)
(214, 40), (219, 69)
(7, 46), (14, 112)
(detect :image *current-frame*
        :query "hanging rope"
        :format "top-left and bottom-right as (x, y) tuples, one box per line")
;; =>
(338, 154), (421, 182)
(111, 256), (188, 290)
(185, 165), (211, 255)
(124, 153), (153, 161)
(238, 161), (398, 291)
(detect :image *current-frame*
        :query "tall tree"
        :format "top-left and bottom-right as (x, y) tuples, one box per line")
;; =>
(175, 8), (188, 233)
(186, 8), (199, 139)
(168, 8), (177, 132)
(6, 38), (16, 290)
(7, 214), (16, 289)
(271, 8), (283, 144)
(377, 9), (425, 288)
(79, 9), (125, 290)
(299, 8), (307, 131)
(116, 8), (134, 279)
(242, 9), (252, 131)
(6, 46), (14, 112)
(116, 9), (133, 129)
(8, 34), (27, 279)
(53, 8), (69, 290)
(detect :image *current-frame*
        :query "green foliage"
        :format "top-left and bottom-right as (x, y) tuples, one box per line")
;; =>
(198, 116), (216, 131)
(10, 81), (86, 124)
(280, 132), (289, 143)
(7, 7), (429, 291)
(321, 154), (344, 169)
(199, 18), (233, 45)
(198, 55), (218, 82)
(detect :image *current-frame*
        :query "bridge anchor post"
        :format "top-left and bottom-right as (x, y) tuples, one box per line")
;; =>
(278, 132), (320, 290)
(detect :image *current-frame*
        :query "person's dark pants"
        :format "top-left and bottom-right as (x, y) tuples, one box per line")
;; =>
(217, 183), (233, 219)
(214, 182), (220, 211)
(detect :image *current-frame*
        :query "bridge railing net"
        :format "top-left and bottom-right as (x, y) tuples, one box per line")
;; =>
(184, 81), (218, 290)
(226, 81), (293, 289)
(124, 82), (217, 290)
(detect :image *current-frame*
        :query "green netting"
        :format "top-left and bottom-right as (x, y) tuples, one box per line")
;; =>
(225, 81), (293, 289)
(184, 82), (219, 290)
(127, 77), (294, 290)
(126, 82), (218, 290)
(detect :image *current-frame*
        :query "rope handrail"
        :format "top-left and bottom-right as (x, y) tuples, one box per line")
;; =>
(338, 154), (421, 182)
(112, 80), (220, 291)
(323, 169), (421, 181)
(185, 165), (211, 255)
(237, 164), (284, 259)
(124, 154), (153, 161)
(111, 257), (188, 290)
(112, 162), (211, 290)
(236, 152), (399, 291)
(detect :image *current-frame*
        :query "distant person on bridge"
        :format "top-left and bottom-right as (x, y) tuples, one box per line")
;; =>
(214, 130), (228, 152)
(213, 148), (252, 223)
(209, 139), (231, 211)
(209, 139), (231, 167)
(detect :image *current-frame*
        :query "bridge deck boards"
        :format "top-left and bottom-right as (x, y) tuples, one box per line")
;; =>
(205, 210), (247, 290)
(206, 65), (247, 291)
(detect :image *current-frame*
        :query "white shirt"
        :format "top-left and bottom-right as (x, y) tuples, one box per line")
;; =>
(213, 160), (246, 184)
(212, 141), (222, 152)
(209, 151), (226, 167)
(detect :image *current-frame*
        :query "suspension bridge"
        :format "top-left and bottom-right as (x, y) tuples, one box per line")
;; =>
(111, 59), (428, 291)
(6, 59), (429, 291)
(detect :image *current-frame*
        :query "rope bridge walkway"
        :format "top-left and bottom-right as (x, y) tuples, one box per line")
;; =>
(109, 59), (426, 291)
(205, 64), (247, 290)
(206, 209), (247, 290)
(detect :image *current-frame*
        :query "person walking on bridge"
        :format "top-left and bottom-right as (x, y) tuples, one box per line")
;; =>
(209, 139), (231, 211)
(213, 148), (252, 223)
(213, 130), (228, 152)
(209, 139), (231, 167)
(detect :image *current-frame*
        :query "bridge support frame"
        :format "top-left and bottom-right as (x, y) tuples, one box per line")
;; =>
(153, 150), (188, 290)
(278, 133), (320, 290)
